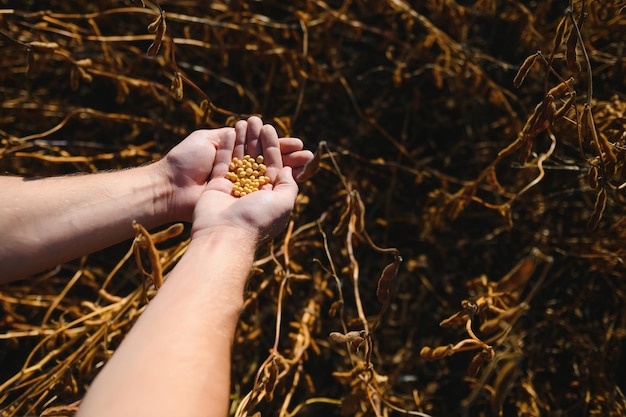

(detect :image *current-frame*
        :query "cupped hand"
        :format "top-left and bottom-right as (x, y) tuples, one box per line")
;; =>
(235, 116), (314, 181)
(158, 117), (313, 223)
(190, 121), (299, 243)
(159, 128), (230, 222)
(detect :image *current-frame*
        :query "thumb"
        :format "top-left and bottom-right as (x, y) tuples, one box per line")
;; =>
(272, 166), (298, 201)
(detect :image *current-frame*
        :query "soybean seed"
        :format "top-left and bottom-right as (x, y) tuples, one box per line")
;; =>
(225, 154), (271, 197)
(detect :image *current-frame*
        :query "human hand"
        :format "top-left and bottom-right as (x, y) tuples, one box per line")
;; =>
(189, 119), (299, 243)
(158, 116), (313, 223)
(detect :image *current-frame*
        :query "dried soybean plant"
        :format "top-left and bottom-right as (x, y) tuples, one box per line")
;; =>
(2, 0), (626, 415)
(0, 223), (186, 416)
(231, 142), (429, 417)
(420, 247), (553, 414)
(420, 0), (626, 236)
(417, 0), (626, 414)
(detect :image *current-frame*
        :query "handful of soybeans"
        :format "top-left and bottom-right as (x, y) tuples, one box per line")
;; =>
(225, 154), (270, 197)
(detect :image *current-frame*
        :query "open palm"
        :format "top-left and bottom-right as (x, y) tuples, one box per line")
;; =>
(191, 120), (298, 242)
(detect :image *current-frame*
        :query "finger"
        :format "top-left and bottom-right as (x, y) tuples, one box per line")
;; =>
(278, 137), (304, 154)
(283, 149), (314, 169)
(260, 124), (283, 178)
(210, 129), (236, 180)
(233, 120), (247, 159)
(245, 116), (263, 157)
(283, 150), (315, 181)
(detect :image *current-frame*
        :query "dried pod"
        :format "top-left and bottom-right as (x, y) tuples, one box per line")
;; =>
(264, 357), (279, 402)
(518, 135), (533, 164)
(587, 187), (607, 232)
(328, 331), (347, 344)
(296, 140), (324, 182)
(351, 191), (366, 234)
(522, 95), (555, 138)
(200, 99), (211, 123)
(553, 93), (576, 121)
(328, 300), (343, 317)
(513, 53), (538, 88)
(349, 337), (365, 353)
(39, 401), (80, 417)
(420, 344), (453, 361)
(546, 77), (574, 98)
(552, 16), (569, 50)
(495, 252), (538, 293)
(329, 330), (366, 344)
(152, 222), (185, 244)
(479, 303), (528, 335)
(376, 255), (402, 304)
(441, 299), (479, 328)
(490, 357), (521, 414)
(27, 41), (59, 52)
(132, 221), (163, 289)
(439, 310), (469, 328)
(588, 165), (599, 189)
(468, 346), (495, 376)
(75, 58), (93, 67)
(598, 131), (617, 178)
(171, 71), (183, 101)
(147, 11), (163, 33)
(147, 10), (166, 56)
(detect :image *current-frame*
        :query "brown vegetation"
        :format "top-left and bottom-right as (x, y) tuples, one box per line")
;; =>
(1, 0), (625, 415)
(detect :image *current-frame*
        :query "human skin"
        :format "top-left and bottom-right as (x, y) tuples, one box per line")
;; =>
(0, 116), (313, 282)
(75, 120), (301, 417)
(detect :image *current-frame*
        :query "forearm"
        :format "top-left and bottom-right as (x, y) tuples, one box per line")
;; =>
(77, 228), (256, 417)
(0, 161), (173, 282)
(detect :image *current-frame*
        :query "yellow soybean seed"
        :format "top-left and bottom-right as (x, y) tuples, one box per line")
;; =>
(225, 154), (271, 197)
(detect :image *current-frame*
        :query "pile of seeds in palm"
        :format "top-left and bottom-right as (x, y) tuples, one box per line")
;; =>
(226, 155), (270, 197)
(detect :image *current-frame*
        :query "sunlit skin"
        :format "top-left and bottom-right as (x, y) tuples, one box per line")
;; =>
(0, 117), (313, 283)
(0, 116), (314, 417)
(77, 118), (306, 417)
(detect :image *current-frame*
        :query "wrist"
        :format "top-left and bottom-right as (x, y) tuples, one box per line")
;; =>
(150, 159), (184, 224)
(180, 226), (259, 308)
(190, 224), (259, 249)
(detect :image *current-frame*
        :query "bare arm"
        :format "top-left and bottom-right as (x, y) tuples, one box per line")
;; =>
(0, 162), (172, 282)
(74, 227), (258, 417)
(0, 117), (312, 283)
(76, 120), (302, 416)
